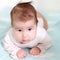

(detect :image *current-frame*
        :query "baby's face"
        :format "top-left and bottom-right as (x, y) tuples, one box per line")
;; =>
(12, 19), (37, 44)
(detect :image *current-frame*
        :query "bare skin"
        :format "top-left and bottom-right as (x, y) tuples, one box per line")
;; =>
(16, 49), (26, 58)
(30, 47), (41, 55)
(16, 47), (41, 59)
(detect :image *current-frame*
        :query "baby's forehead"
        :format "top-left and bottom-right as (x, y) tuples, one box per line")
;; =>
(13, 19), (36, 28)
(13, 17), (36, 23)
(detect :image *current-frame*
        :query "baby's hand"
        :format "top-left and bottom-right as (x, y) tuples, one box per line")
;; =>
(30, 47), (41, 55)
(16, 49), (26, 59)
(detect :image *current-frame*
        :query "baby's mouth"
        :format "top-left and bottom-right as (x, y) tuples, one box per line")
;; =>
(20, 40), (29, 44)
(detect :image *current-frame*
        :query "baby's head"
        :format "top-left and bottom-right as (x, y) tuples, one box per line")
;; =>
(10, 2), (38, 44)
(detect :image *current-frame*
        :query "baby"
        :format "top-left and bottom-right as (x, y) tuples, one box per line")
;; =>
(2, 2), (52, 59)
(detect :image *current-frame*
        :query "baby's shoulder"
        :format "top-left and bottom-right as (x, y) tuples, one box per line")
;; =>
(37, 27), (47, 39)
(3, 29), (12, 41)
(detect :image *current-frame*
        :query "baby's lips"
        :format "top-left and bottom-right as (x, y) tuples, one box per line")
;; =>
(20, 39), (31, 44)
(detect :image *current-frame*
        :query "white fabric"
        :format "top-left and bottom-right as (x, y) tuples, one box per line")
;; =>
(2, 32), (20, 59)
(37, 18), (44, 27)
(2, 19), (52, 59)
(20, 0), (32, 3)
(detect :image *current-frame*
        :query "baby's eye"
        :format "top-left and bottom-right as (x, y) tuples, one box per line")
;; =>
(18, 30), (22, 32)
(28, 28), (32, 31)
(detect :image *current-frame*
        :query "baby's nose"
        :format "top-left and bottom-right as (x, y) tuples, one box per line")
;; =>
(23, 36), (28, 41)
(23, 34), (28, 40)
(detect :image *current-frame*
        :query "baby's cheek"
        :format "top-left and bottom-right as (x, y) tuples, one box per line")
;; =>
(17, 37), (22, 42)
(14, 33), (22, 42)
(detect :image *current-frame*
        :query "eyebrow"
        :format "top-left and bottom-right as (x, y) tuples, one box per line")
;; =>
(14, 27), (22, 30)
(27, 26), (33, 28)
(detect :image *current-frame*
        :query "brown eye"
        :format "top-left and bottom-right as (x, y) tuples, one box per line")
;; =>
(28, 28), (32, 31)
(18, 30), (22, 32)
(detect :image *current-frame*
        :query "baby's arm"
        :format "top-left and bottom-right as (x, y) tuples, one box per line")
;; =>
(30, 33), (52, 55)
(37, 12), (48, 30)
(37, 33), (52, 54)
(2, 34), (26, 59)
